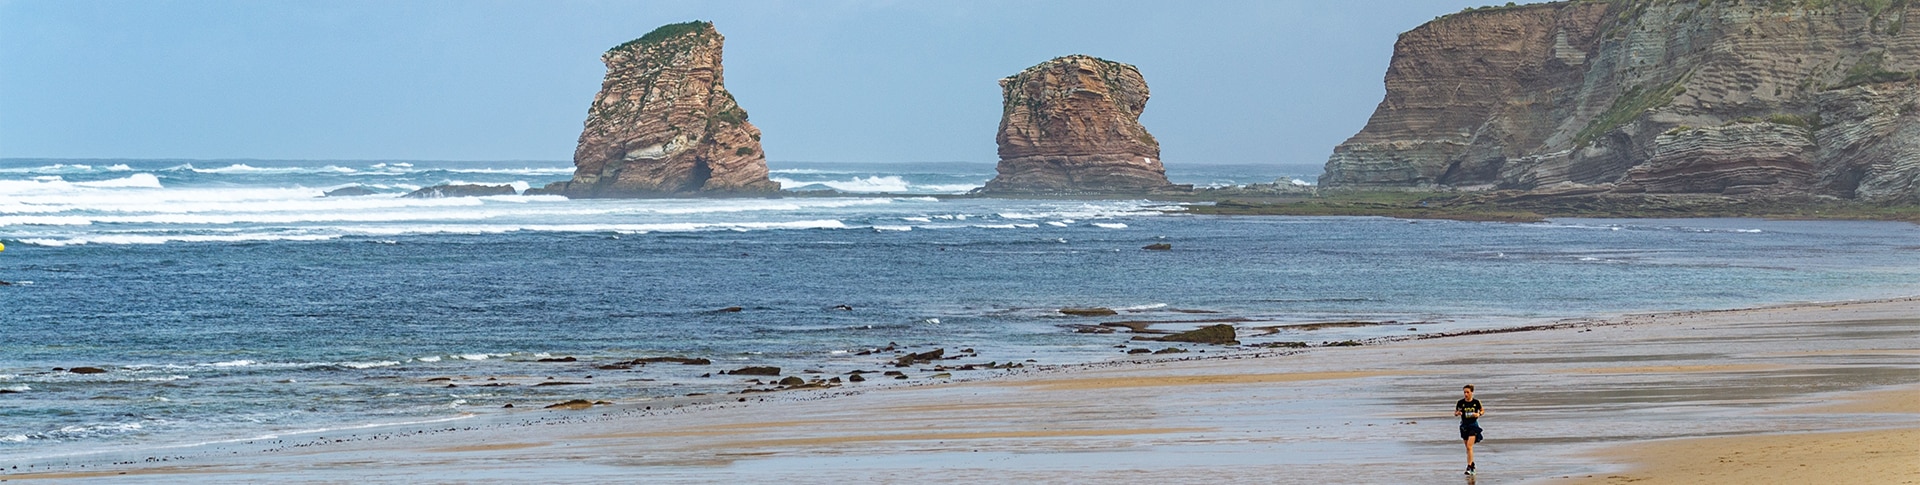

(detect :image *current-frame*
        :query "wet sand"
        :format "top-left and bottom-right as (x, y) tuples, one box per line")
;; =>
(3, 297), (1917, 483)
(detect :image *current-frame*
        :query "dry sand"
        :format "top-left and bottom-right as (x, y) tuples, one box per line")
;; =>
(4, 297), (1918, 483)
(1558, 428), (1920, 485)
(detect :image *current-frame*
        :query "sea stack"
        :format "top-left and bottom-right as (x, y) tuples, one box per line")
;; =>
(981, 55), (1185, 194)
(1321, 1), (1919, 202)
(537, 21), (778, 198)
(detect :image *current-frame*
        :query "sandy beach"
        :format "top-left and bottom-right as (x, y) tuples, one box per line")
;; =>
(4, 296), (1917, 483)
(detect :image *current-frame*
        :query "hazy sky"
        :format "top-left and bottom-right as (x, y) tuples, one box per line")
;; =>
(1, 1), (1507, 165)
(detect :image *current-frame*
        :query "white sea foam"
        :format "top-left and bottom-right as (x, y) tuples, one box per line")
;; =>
(340, 361), (401, 369)
(873, 225), (913, 232)
(1, 164), (1165, 247)
(62, 173), (162, 189)
(2, 384), (30, 392)
(438, 167), (574, 175)
(0, 171), (161, 192)
(0, 215), (94, 226)
(0, 164), (99, 174)
(1046, 221), (1069, 227)
(415, 356), (443, 362)
(19, 234), (342, 247)
(918, 183), (983, 192)
(256, 414), (477, 442)
(14, 421), (151, 442)
(1092, 222), (1128, 229)
(130, 360), (349, 370)
(456, 354), (491, 361)
(773, 176), (910, 192)
(625, 198), (896, 215)
(768, 168), (855, 175)
(186, 163), (355, 175)
(333, 219), (851, 237)
(1121, 303), (1168, 311)
(770, 176), (978, 194)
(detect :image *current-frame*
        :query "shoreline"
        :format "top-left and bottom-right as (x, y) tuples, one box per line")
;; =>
(4, 294), (1917, 482)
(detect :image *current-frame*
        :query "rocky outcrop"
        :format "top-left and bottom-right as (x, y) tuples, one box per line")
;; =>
(1616, 123), (1816, 195)
(322, 186), (378, 197)
(982, 55), (1185, 194)
(1323, 1), (1920, 202)
(403, 184), (516, 198)
(537, 21), (778, 198)
(1160, 324), (1238, 346)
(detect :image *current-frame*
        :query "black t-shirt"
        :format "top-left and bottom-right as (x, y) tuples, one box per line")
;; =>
(1456, 398), (1483, 426)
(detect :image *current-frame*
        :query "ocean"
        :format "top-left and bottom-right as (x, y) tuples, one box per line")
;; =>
(2, 158), (1917, 463)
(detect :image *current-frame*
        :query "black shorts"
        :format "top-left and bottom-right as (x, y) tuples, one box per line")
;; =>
(1460, 424), (1483, 442)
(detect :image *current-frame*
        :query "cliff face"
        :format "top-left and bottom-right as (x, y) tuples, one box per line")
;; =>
(540, 21), (777, 198)
(982, 55), (1184, 194)
(1323, 0), (1920, 202)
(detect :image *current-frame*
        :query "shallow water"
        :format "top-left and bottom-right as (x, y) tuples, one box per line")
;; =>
(2, 158), (1918, 460)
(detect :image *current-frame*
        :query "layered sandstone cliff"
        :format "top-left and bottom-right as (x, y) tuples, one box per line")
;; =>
(538, 21), (777, 198)
(1323, 0), (1920, 202)
(982, 55), (1185, 194)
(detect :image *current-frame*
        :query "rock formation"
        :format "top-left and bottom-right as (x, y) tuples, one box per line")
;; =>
(402, 184), (516, 199)
(1322, 1), (1920, 202)
(321, 186), (378, 197)
(537, 21), (778, 198)
(982, 55), (1185, 194)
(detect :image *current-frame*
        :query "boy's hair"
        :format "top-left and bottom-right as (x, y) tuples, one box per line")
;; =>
(1463, 384), (1475, 391)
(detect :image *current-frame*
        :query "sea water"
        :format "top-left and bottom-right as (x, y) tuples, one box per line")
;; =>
(2, 158), (1917, 461)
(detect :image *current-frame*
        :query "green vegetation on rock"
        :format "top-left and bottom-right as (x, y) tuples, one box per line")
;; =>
(711, 105), (745, 126)
(1575, 76), (1688, 147)
(611, 21), (710, 53)
(1830, 52), (1918, 90)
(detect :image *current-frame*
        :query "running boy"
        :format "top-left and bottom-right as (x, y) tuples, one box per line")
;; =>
(1454, 384), (1485, 475)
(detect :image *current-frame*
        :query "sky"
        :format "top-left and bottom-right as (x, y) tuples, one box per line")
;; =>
(0, 0), (1513, 165)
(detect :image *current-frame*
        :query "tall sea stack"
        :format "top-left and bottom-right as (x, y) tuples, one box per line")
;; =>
(538, 21), (778, 198)
(982, 55), (1185, 194)
(1321, 1), (1919, 202)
